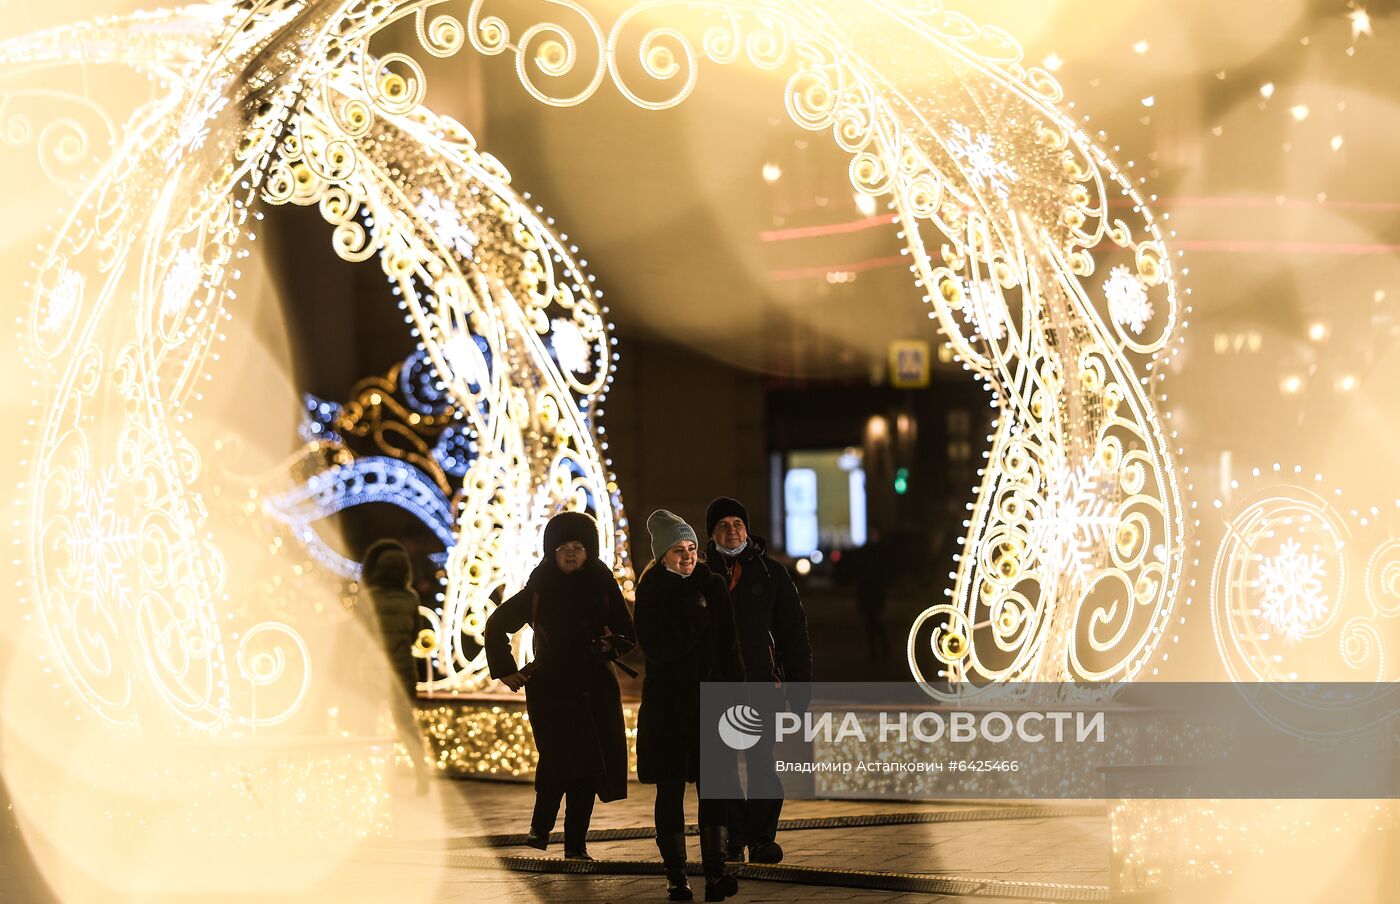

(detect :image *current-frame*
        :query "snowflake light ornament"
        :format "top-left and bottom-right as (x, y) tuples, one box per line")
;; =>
(165, 94), (229, 167)
(1253, 538), (1329, 643)
(549, 318), (592, 374)
(441, 330), (489, 388)
(1029, 464), (1117, 580)
(961, 278), (1008, 341)
(42, 266), (84, 335)
(1103, 265), (1152, 335)
(160, 248), (203, 320)
(70, 470), (138, 600)
(418, 189), (478, 260)
(947, 122), (1018, 202)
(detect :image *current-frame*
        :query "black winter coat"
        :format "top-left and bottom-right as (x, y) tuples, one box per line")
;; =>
(361, 543), (421, 697)
(704, 536), (813, 687)
(634, 561), (744, 784)
(484, 558), (635, 801)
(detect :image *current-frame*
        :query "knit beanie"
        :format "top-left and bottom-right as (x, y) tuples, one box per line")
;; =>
(541, 510), (600, 559)
(705, 496), (750, 537)
(647, 509), (697, 563)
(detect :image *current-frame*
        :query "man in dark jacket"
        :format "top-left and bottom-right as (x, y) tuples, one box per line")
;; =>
(360, 539), (432, 794)
(704, 496), (812, 865)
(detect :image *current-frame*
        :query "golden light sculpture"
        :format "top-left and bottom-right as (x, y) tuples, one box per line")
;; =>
(310, 0), (1189, 693)
(10, 0), (1192, 726)
(261, 79), (631, 692)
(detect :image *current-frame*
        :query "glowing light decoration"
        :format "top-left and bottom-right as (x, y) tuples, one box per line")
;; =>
(959, 277), (1008, 342)
(160, 247), (204, 321)
(268, 457), (458, 552)
(549, 318), (592, 374)
(69, 469), (139, 601)
(1205, 470), (1398, 685)
(945, 121), (1019, 203)
(416, 187), (478, 259)
(1103, 264), (1153, 336)
(1027, 463), (1118, 581)
(41, 265), (84, 336)
(1254, 539), (1329, 644)
(10, 0), (1192, 708)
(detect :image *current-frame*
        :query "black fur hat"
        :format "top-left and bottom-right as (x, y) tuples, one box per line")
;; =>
(542, 510), (600, 559)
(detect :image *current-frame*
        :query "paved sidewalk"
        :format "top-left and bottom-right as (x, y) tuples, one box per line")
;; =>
(351, 775), (1110, 903)
(0, 772), (1108, 902)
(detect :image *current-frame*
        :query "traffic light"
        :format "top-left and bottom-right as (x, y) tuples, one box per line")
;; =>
(893, 467), (909, 495)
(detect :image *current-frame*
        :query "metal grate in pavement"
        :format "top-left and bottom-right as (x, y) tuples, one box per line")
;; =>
(421, 851), (1110, 901)
(464, 804), (1092, 849)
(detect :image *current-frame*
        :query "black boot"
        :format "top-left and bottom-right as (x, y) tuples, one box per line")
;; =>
(656, 832), (693, 901)
(700, 826), (738, 901)
(527, 790), (561, 851)
(562, 787), (596, 860)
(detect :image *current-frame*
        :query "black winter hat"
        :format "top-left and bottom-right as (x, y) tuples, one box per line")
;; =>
(542, 510), (600, 559)
(705, 496), (750, 537)
(362, 538), (413, 588)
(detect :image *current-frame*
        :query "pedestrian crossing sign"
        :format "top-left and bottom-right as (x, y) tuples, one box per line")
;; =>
(889, 340), (930, 388)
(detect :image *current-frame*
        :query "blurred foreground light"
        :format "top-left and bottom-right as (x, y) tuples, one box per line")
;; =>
(1280, 374), (1304, 395)
(1289, 104), (1309, 121)
(1335, 374), (1357, 393)
(1331, 135), (1344, 151)
(1133, 40), (1149, 54)
(762, 162), (782, 182)
(1141, 96), (1155, 107)
(854, 191), (878, 217)
(1043, 53), (1063, 71)
(1349, 8), (1372, 40)
(1260, 82), (1275, 99)
(795, 558), (812, 576)
(1307, 321), (1329, 342)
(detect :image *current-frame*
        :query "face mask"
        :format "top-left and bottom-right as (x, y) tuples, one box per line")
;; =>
(663, 563), (690, 576)
(717, 539), (747, 557)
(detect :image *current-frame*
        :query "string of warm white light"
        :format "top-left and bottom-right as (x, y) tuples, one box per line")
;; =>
(25, 0), (1392, 722)
(9, 0), (1194, 718)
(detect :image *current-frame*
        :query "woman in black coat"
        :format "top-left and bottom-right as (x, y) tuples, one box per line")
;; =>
(635, 510), (744, 902)
(360, 539), (432, 794)
(484, 511), (635, 860)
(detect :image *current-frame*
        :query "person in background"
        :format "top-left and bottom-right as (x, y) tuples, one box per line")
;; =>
(484, 511), (635, 860)
(704, 496), (812, 865)
(853, 531), (893, 661)
(359, 539), (433, 795)
(635, 510), (744, 902)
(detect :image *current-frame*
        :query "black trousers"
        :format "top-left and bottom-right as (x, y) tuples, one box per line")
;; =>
(654, 780), (727, 839)
(531, 781), (596, 849)
(726, 686), (785, 848)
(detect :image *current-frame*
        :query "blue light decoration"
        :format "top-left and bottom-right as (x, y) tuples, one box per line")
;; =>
(274, 350), (482, 581)
(266, 456), (457, 579)
(398, 348), (452, 416)
(300, 394), (343, 444)
(432, 425), (477, 478)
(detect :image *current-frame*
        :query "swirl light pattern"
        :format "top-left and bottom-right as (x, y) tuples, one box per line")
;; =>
(11, 0), (1190, 716)
(1207, 466), (1398, 686)
(366, 0), (1190, 690)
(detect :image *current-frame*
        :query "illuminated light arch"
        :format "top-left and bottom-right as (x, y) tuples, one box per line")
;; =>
(11, 0), (1190, 721)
